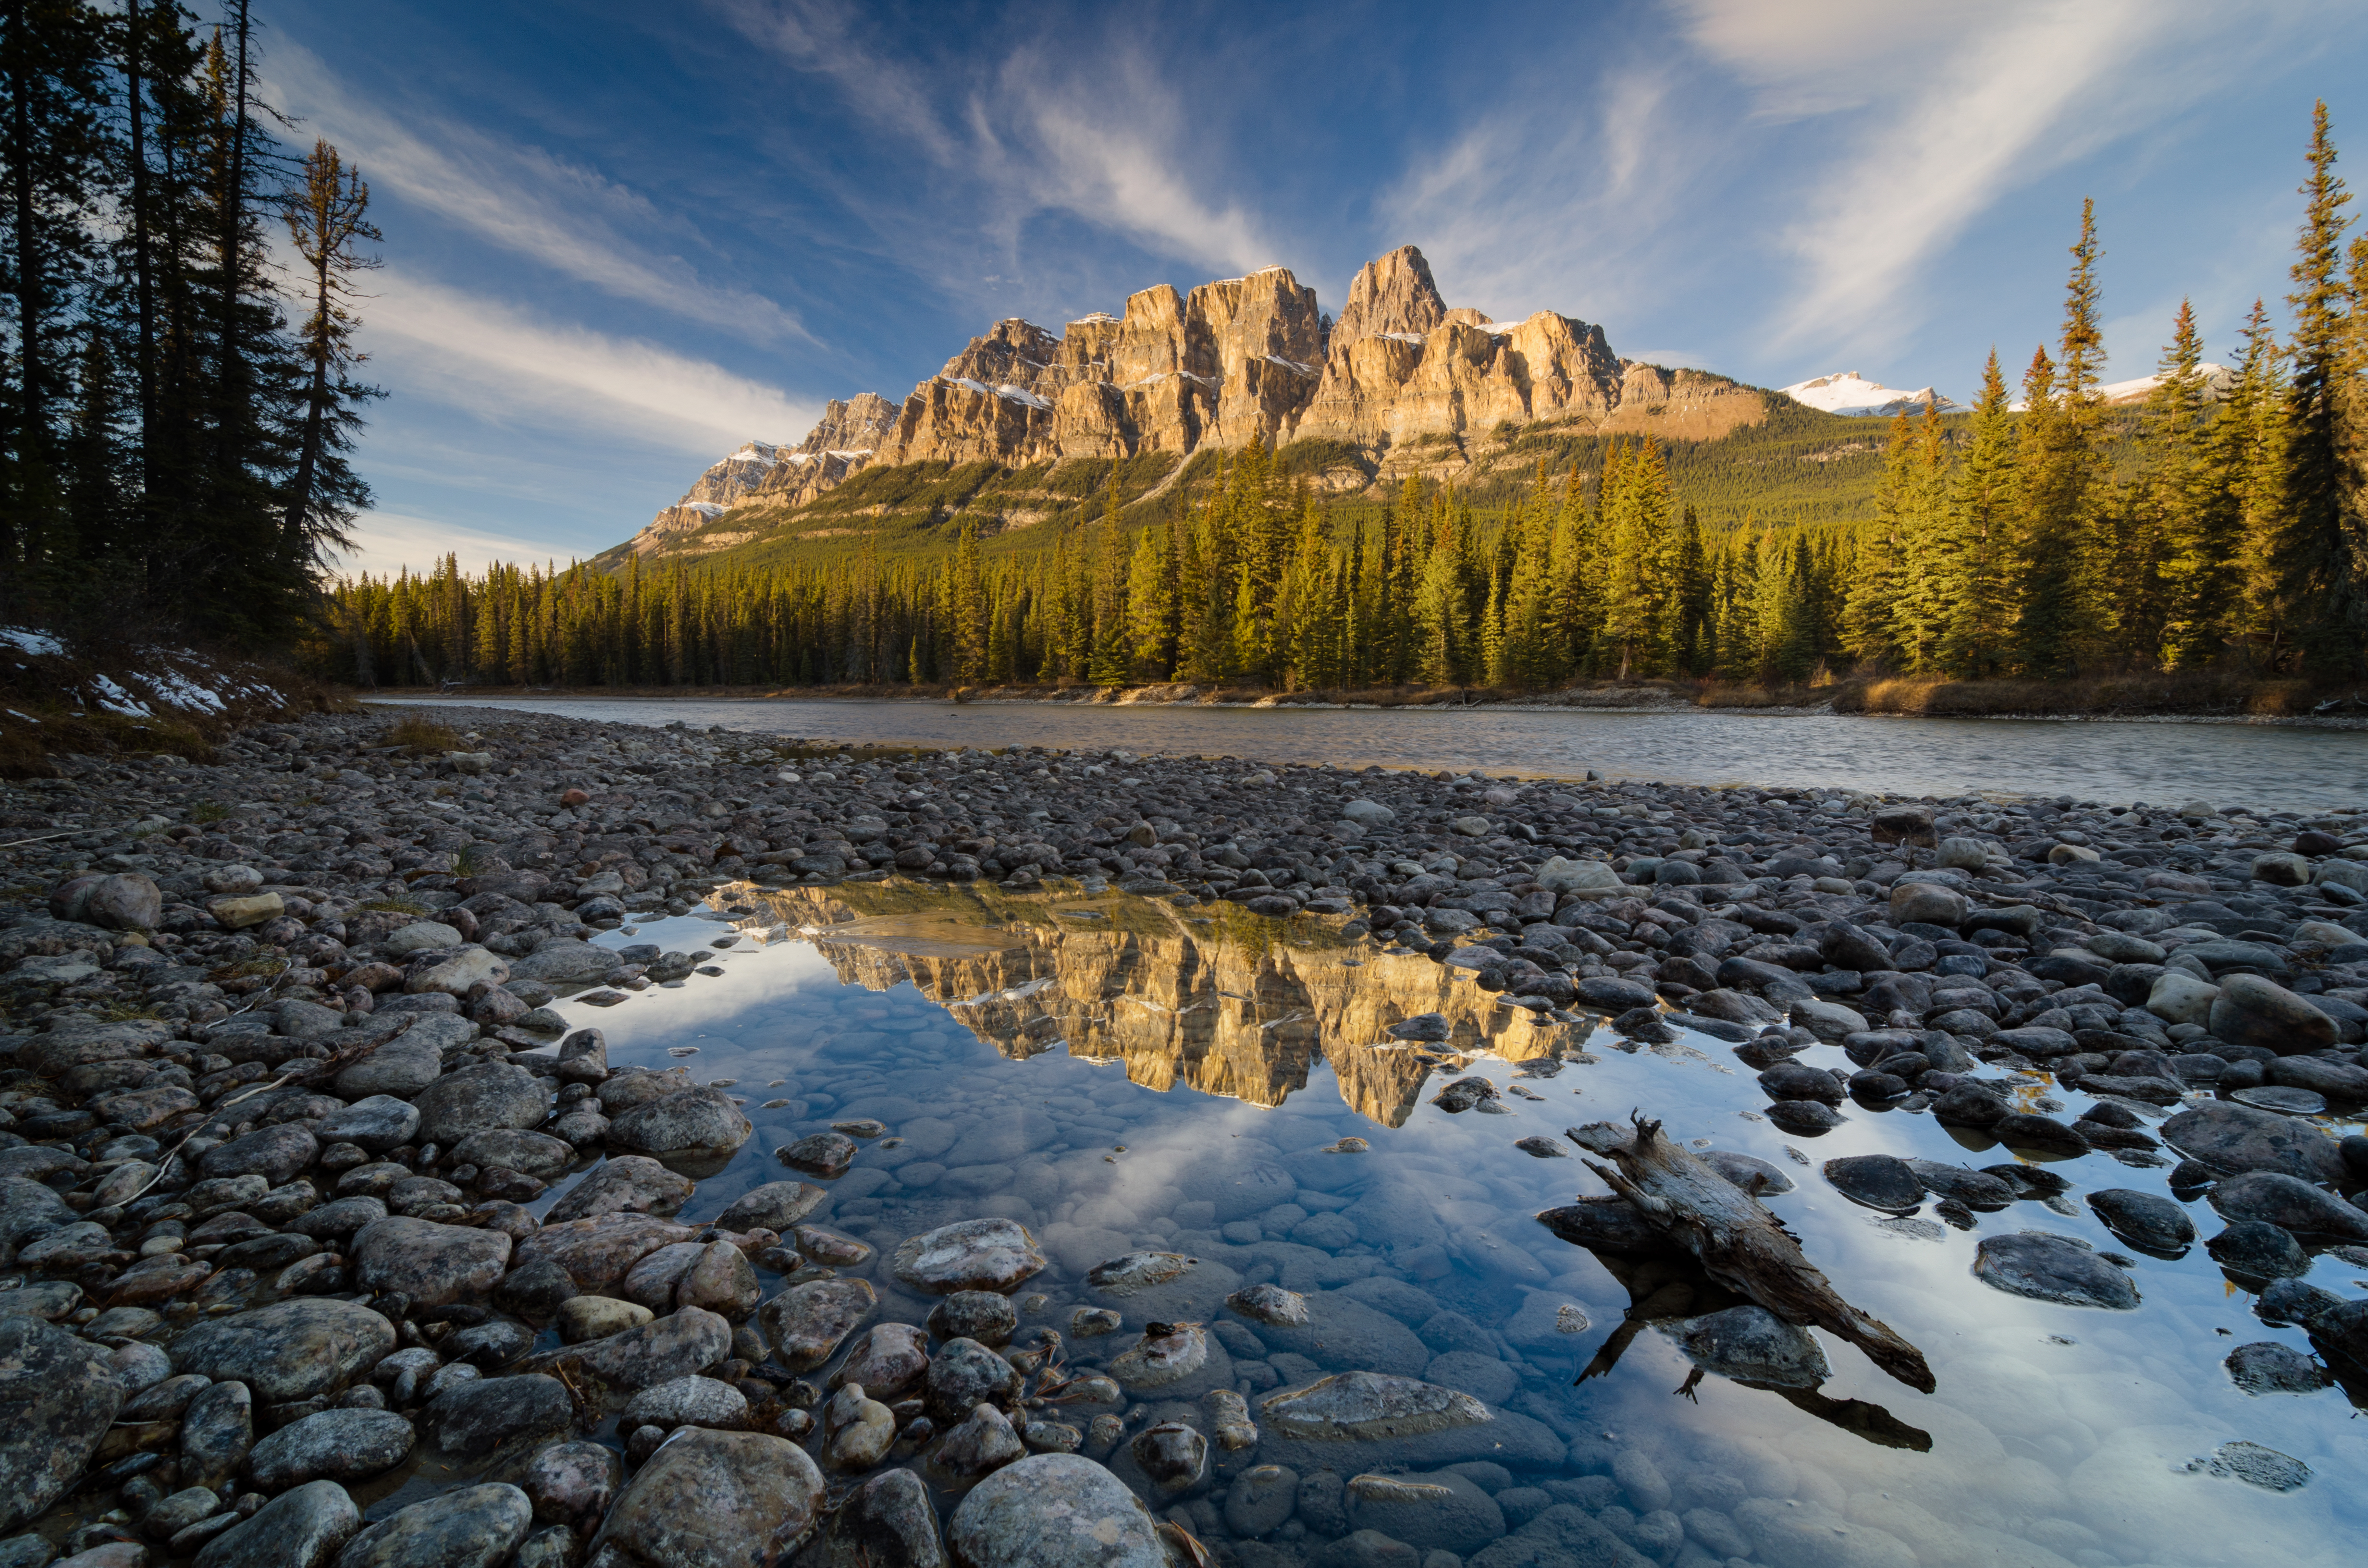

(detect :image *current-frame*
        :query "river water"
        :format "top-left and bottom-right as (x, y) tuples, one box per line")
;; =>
(527, 877), (2366, 1568)
(385, 696), (2368, 812)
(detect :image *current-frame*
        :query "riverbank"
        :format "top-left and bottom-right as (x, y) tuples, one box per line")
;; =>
(357, 668), (2361, 721)
(3, 701), (2367, 1560)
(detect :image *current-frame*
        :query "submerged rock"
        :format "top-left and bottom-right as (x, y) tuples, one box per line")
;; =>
(760, 1279), (877, 1372)
(891, 1219), (1047, 1296)
(1669, 1305), (1831, 1388)
(1227, 1283), (1310, 1326)
(1972, 1232), (2139, 1309)
(944, 1453), (1165, 1568)
(590, 1428), (826, 1566)
(1260, 1372), (1491, 1440)
(1084, 1251), (1196, 1297)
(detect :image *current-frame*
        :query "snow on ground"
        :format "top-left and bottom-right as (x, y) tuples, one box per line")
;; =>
(89, 674), (151, 717)
(0, 628), (65, 658)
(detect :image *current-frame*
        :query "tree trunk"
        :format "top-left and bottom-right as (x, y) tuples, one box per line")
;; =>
(1575, 1113), (1935, 1393)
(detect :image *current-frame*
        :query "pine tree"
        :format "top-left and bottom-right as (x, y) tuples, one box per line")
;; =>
(2015, 200), (2111, 676)
(2277, 101), (2364, 673)
(279, 137), (380, 573)
(1941, 350), (2020, 675)
(2144, 300), (2234, 666)
(950, 515), (986, 679)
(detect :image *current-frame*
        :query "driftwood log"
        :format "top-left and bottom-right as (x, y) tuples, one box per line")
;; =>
(1573, 1112), (1935, 1394)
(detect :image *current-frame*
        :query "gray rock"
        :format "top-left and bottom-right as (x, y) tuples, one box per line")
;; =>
(1668, 1305), (1831, 1388)
(246, 1409), (414, 1490)
(1260, 1372), (1491, 1439)
(85, 872), (164, 930)
(2207, 1170), (2368, 1241)
(512, 1525), (576, 1568)
(289, 1196), (389, 1240)
(618, 1375), (747, 1432)
(199, 1124), (319, 1184)
(420, 1375), (572, 1460)
(351, 1217), (513, 1307)
(1228, 1283), (1310, 1326)
(1821, 1155), (1924, 1213)
(926, 1338), (1020, 1422)
(2086, 1189), (2196, 1255)
(2210, 974), (2338, 1055)
(891, 1219), (1047, 1296)
(173, 1299), (395, 1403)
(927, 1291), (1018, 1349)
(2185, 1440), (2311, 1493)
(711, 1180), (826, 1233)
(1972, 1232), (2139, 1309)
(2162, 1099), (2348, 1182)
(831, 1323), (932, 1399)
(411, 1063), (548, 1145)
(606, 1088), (752, 1166)
(1124, 1421), (1205, 1492)
(2207, 1221), (2311, 1282)
(507, 940), (617, 984)
(761, 1279), (876, 1372)
(1225, 1462), (1299, 1538)
(334, 1023), (456, 1100)
(944, 1453), (1165, 1568)
(543, 1158), (695, 1225)
(194, 1479), (359, 1568)
(535, 1305), (731, 1392)
(317, 1097), (421, 1153)
(180, 1379), (253, 1491)
(512, 1214), (693, 1292)
(451, 1129), (575, 1181)
(0, 1317), (123, 1531)
(1083, 1251), (1196, 1298)
(520, 1439), (619, 1530)
(937, 1402), (1028, 1485)
(1345, 1470), (1505, 1555)
(334, 1482), (531, 1568)
(588, 1428), (826, 1568)
(803, 1465), (944, 1568)
(2225, 1341), (2327, 1395)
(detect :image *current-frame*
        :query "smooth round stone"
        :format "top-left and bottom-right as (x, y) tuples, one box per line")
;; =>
(0, 1318), (122, 1534)
(2232, 1085), (2327, 1115)
(891, 1219), (1047, 1296)
(1260, 1372), (1490, 1440)
(590, 1429), (825, 1568)
(831, 1323), (931, 1399)
(712, 1181), (826, 1234)
(192, 1479), (358, 1568)
(926, 1339), (1020, 1423)
(2206, 1221), (2311, 1282)
(558, 1297), (653, 1344)
(945, 1453), (1165, 1568)
(318, 1096), (422, 1153)
(522, 1440), (620, 1531)
(556, 1307), (733, 1392)
(1345, 1470), (1506, 1555)
(170, 1299), (396, 1403)
(927, 1291), (1018, 1348)
(335, 1482), (532, 1568)
(543, 1158), (696, 1225)
(351, 1217), (513, 1308)
(1227, 1284), (1309, 1326)
(1127, 1421), (1207, 1492)
(1225, 1463), (1300, 1537)
(246, 1409), (415, 1490)
(2162, 1099), (2348, 1182)
(2208, 1171), (2368, 1242)
(935, 1403), (1027, 1484)
(806, 1467), (942, 1567)
(1668, 1305), (1830, 1388)
(2225, 1341), (2329, 1395)
(618, 1375), (748, 1432)
(412, 1062), (550, 1146)
(607, 1088), (753, 1165)
(419, 1376), (573, 1460)
(760, 1279), (877, 1372)
(1821, 1155), (1925, 1213)
(1972, 1232), (2139, 1309)
(1763, 1101), (1843, 1137)
(779, 1132), (858, 1177)
(2086, 1189), (2196, 1255)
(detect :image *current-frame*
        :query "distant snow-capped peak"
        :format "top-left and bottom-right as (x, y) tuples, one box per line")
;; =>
(1780, 371), (1960, 417)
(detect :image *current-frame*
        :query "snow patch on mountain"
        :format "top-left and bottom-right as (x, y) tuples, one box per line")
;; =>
(1781, 371), (1960, 417)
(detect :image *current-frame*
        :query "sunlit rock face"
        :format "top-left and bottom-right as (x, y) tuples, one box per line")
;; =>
(724, 882), (1579, 1127)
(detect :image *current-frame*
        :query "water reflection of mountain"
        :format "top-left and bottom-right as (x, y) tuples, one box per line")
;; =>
(726, 880), (1586, 1126)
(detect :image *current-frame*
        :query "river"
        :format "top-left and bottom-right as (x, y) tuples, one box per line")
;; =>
(382, 695), (2368, 812)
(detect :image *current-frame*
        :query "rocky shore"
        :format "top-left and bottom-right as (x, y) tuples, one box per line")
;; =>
(1, 702), (2366, 1566)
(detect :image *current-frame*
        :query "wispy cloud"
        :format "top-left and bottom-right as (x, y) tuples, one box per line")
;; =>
(366, 269), (816, 454)
(330, 510), (569, 579)
(265, 42), (812, 344)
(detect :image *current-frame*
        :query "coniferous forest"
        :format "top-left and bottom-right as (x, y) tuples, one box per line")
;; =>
(330, 111), (2368, 696)
(0, 0), (379, 647)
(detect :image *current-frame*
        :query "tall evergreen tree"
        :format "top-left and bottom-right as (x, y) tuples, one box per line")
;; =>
(2277, 101), (2364, 673)
(279, 137), (378, 573)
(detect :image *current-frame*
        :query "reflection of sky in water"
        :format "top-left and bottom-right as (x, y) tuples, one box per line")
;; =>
(393, 695), (2368, 812)
(559, 895), (2366, 1567)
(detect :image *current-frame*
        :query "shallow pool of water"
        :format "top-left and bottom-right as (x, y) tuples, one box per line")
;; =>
(385, 695), (2368, 813)
(546, 878), (2367, 1567)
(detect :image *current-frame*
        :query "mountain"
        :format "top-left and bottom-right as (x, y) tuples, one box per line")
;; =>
(1778, 371), (1961, 418)
(2096, 362), (2234, 405)
(623, 244), (1769, 559)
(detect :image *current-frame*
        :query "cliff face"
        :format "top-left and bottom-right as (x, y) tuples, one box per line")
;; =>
(631, 244), (1770, 556)
(728, 881), (1578, 1127)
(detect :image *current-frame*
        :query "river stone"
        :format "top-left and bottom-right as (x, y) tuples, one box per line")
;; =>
(2086, 1189), (2196, 1254)
(247, 1408), (415, 1490)
(318, 1097), (421, 1154)
(508, 940), (617, 984)
(1225, 1463), (1299, 1538)
(1108, 1324), (1212, 1392)
(620, 1242), (707, 1311)
(544, 1157), (695, 1225)
(1669, 1305), (1830, 1388)
(1972, 1232), (2139, 1309)
(2225, 1341), (2327, 1395)
(892, 1219), (1047, 1296)
(1764, 1100), (1844, 1136)
(1228, 1283), (1311, 1326)
(713, 1180), (826, 1234)
(522, 1440), (620, 1530)
(1736, 1496), (1917, 1568)
(1889, 883), (1966, 927)
(558, 1297), (652, 1343)
(199, 1124), (319, 1185)
(539, 1306), (731, 1392)
(451, 1129), (575, 1182)
(823, 1384), (897, 1471)
(352, 1217), (513, 1307)
(831, 1323), (932, 1398)
(926, 1338), (1021, 1422)
(1084, 1251), (1196, 1298)
(944, 1452), (1164, 1568)
(2207, 1221), (2311, 1282)
(1821, 1155), (1924, 1213)
(412, 1063), (548, 1145)
(173, 1299), (395, 1402)
(618, 1375), (748, 1432)
(0, 1318), (123, 1531)
(936, 1402), (1028, 1486)
(181, 1380), (253, 1491)
(1992, 1113), (2089, 1157)
(676, 1240), (761, 1319)
(2207, 1171), (2368, 1241)
(805, 1466), (944, 1568)
(194, 1479), (360, 1568)
(334, 1482), (531, 1568)
(761, 1279), (877, 1371)
(2162, 1099), (2347, 1182)
(2210, 974), (2339, 1055)
(2188, 1440), (2311, 1493)
(2268, 1054), (2368, 1101)
(779, 1132), (858, 1177)
(1345, 1470), (1505, 1555)
(513, 1214), (693, 1291)
(1260, 1372), (1490, 1439)
(607, 1088), (753, 1165)
(421, 1375), (573, 1460)
(1122, 1421), (1206, 1494)
(592, 1428), (825, 1568)
(927, 1291), (1019, 1348)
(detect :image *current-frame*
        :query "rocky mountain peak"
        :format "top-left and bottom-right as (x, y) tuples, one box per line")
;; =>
(798, 393), (900, 456)
(1330, 245), (1447, 354)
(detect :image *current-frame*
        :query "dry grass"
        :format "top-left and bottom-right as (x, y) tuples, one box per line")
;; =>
(385, 714), (463, 753)
(0, 638), (356, 778)
(1837, 671), (2319, 717)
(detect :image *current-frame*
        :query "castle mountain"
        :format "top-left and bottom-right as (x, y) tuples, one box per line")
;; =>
(630, 245), (1765, 555)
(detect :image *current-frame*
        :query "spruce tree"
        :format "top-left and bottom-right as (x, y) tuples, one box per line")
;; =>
(1941, 350), (2020, 675)
(280, 137), (380, 573)
(2277, 101), (2363, 673)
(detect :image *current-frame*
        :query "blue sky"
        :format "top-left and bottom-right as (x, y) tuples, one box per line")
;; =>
(261, 0), (2368, 577)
